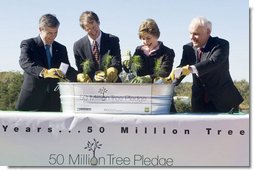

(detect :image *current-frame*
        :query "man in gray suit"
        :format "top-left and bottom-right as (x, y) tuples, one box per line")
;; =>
(74, 11), (122, 83)
(170, 16), (243, 113)
(16, 14), (77, 111)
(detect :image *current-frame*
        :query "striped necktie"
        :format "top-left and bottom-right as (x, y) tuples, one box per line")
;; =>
(92, 41), (99, 64)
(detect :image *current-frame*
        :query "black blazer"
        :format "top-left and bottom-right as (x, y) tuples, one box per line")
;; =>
(133, 42), (175, 78)
(177, 36), (243, 112)
(15, 36), (77, 111)
(73, 31), (122, 81)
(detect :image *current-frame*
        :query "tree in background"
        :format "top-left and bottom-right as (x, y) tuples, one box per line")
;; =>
(0, 72), (23, 110)
(234, 80), (249, 111)
(174, 81), (249, 113)
(174, 82), (192, 113)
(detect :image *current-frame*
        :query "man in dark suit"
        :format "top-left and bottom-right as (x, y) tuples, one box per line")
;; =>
(170, 16), (243, 113)
(15, 14), (77, 112)
(74, 11), (122, 83)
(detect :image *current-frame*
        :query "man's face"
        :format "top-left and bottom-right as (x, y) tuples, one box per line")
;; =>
(39, 26), (58, 45)
(83, 20), (100, 40)
(189, 24), (210, 48)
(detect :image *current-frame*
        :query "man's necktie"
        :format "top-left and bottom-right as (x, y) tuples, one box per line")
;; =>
(45, 44), (52, 68)
(92, 40), (99, 64)
(197, 48), (202, 62)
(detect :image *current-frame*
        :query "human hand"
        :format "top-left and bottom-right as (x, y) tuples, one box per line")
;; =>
(94, 70), (106, 82)
(42, 68), (65, 79)
(168, 68), (182, 81)
(122, 50), (131, 70)
(77, 73), (92, 82)
(131, 75), (152, 83)
(106, 67), (118, 82)
(181, 65), (191, 76)
(167, 65), (191, 81)
(122, 60), (130, 69)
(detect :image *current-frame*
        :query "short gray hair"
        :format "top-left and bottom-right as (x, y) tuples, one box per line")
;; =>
(189, 16), (212, 32)
(39, 14), (60, 29)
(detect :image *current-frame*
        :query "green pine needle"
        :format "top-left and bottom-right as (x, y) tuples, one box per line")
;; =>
(154, 59), (162, 77)
(102, 51), (113, 72)
(81, 59), (93, 74)
(130, 55), (142, 74)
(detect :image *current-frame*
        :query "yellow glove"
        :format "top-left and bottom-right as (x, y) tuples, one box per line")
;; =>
(106, 67), (118, 82)
(168, 67), (183, 80)
(168, 70), (175, 81)
(77, 73), (92, 82)
(42, 68), (64, 79)
(94, 70), (106, 82)
(181, 65), (191, 76)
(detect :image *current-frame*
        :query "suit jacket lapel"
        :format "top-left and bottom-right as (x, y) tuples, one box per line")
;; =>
(83, 36), (94, 60)
(52, 42), (61, 67)
(201, 36), (213, 61)
(36, 36), (49, 68)
(193, 36), (212, 62)
(100, 32), (109, 56)
(79, 36), (98, 70)
(194, 48), (199, 63)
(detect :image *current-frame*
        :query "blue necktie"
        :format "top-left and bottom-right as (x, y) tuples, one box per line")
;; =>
(45, 44), (52, 68)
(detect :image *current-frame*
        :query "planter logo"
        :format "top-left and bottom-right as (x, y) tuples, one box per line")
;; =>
(98, 87), (108, 101)
(84, 139), (102, 165)
(78, 86), (148, 105)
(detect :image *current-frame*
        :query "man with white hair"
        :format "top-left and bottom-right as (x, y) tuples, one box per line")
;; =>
(169, 16), (243, 113)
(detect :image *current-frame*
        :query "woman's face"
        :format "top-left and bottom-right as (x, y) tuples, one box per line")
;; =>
(140, 32), (158, 50)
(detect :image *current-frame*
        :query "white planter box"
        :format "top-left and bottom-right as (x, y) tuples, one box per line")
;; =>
(58, 82), (174, 114)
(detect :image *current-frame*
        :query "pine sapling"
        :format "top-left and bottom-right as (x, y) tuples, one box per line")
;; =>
(130, 55), (142, 76)
(102, 50), (113, 73)
(81, 59), (93, 75)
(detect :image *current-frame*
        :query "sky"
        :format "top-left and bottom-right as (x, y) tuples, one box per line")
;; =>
(0, 0), (250, 82)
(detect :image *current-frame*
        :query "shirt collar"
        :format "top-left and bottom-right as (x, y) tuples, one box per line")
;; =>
(39, 35), (52, 47)
(88, 31), (102, 47)
(196, 44), (206, 52)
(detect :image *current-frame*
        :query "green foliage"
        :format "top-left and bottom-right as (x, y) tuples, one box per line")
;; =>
(234, 80), (249, 111)
(174, 81), (250, 112)
(174, 82), (192, 112)
(174, 99), (191, 113)
(130, 55), (142, 76)
(174, 82), (192, 97)
(81, 59), (93, 74)
(102, 51), (113, 72)
(154, 59), (162, 77)
(0, 72), (23, 110)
